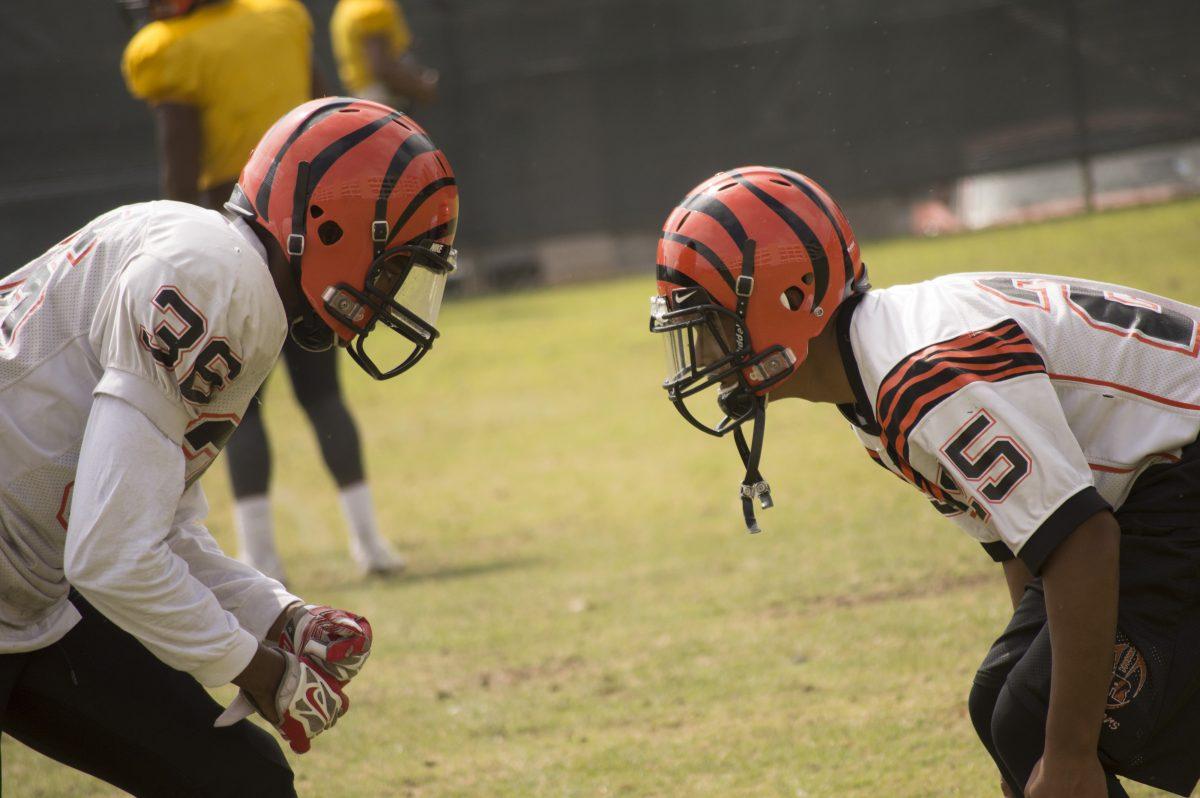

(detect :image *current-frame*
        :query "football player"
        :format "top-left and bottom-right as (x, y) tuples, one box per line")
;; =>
(0, 97), (458, 794)
(650, 166), (1200, 798)
(331, 0), (439, 110)
(121, 0), (408, 581)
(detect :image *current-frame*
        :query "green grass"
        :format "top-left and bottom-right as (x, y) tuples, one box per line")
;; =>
(6, 199), (1200, 797)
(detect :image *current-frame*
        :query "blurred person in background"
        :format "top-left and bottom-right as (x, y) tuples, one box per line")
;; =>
(331, 0), (439, 109)
(121, 0), (405, 582)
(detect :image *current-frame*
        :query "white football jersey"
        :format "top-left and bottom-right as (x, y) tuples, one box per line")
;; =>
(837, 273), (1200, 573)
(0, 201), (286, 649)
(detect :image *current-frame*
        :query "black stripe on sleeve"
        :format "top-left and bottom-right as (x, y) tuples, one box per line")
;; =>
(982, 540), (1015, 563)
(1017, 487), (1111, 575)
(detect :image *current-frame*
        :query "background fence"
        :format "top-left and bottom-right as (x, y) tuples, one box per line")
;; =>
(4, 0), (1198, 276)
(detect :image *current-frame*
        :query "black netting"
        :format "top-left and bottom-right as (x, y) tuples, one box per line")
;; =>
(3, 0), (1197, 269)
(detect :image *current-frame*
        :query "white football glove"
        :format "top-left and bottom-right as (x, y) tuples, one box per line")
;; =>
(278, 604), (372, 688)
(216, 650), (348, 754)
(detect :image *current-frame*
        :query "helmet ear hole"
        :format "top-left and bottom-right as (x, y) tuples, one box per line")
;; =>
(781, 286), (806, 311)
(318, 220), (343, 245)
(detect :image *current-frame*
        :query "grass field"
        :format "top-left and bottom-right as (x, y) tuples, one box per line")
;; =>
(5, 198), (1200, 797)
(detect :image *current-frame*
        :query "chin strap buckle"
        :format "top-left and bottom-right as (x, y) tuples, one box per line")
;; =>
(740, 480), (773, 510)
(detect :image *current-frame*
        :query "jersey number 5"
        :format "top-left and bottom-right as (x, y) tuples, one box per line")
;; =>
(940, 409), (1031, 503)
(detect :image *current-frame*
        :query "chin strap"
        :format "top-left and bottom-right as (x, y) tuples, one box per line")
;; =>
(733, 396), (772, 533)
(729, 236), (772, 533)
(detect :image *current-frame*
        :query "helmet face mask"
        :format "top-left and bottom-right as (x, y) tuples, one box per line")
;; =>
(323, 240), (457, 380)
(650, 288), (793, 436)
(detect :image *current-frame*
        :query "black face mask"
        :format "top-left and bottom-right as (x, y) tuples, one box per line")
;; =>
(320, 240), (457, 380)
(648, 240), (786, 533)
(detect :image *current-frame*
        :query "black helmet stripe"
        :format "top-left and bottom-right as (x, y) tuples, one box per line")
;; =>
(655, 264), (703, 289)
(732, 174), (830, 308)
(407, 219), (456, 245)
(776, 172), (855, 297)
(375, 132), (437, 234)
(678, 192), (748, 251)
(385, 177), (457, 247)
(660, 232), (737, 295)
(255, 98), (355, 220)
(302, 112), (403, 209)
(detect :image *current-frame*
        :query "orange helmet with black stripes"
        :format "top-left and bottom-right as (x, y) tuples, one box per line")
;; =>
(649, 166), (868, 531)
(228, 97), (459, 380)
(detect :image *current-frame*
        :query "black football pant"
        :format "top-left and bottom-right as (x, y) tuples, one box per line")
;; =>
(968, 580), (1130, 798)
(0, 593), (295, 798)
(969, 438), (1200, 798)
(225, 336), (365, 499)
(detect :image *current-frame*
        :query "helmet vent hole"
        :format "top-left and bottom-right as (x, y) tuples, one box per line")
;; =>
(674, 211), (691, 231)
(317, 220), (343, 245)
(310, 205), (325, 219)
(717, 182), (737, 191)
(802, 273), (814, 285)
(769, 178), (791, 187)
(394, 117), (414, 131)
(338, 108), (360, 113)
(782, 286), (806, 311)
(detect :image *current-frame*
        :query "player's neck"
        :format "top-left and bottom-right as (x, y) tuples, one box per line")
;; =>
(767, 317), (854, 405)
(231, 212), (309, 320)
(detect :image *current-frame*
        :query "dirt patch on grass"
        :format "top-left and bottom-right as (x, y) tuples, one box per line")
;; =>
(766, 571), (995, 618)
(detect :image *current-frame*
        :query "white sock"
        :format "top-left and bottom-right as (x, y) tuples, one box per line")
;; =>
(234, 495), (287, 582)
(338, 482), (403, 572)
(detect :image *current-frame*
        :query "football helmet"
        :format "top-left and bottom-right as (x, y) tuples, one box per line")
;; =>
(228, 97), (459, 379)
(117, 0), (201, 29)
(649, 166), (868, 531)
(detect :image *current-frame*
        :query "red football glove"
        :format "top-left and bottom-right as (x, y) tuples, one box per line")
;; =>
(214, 650), (348, 754)
(272, 650), (348, 754)
(279, 604), (372, 688)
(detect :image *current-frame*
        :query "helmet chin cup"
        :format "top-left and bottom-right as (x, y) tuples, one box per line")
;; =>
(288, 312), (336, 352)
(717, 383), (756, 420)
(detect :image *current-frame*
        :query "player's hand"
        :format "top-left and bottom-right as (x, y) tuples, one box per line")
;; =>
(1025, 753), (1109, 798)
(271, 650), (349, 754)
(217, 648), (348, 753)
(278, 604), (372, 688)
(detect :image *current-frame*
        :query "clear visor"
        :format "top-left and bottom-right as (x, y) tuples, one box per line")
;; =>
(331, 241), (457, 380)
(367, 252), (450, 339)
(649, 295), (740, 386)
(649, 294), (752, 433)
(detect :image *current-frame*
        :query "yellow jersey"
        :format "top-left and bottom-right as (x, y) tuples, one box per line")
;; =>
(330, 0), (412, 95)
(122, 0), (313, 191)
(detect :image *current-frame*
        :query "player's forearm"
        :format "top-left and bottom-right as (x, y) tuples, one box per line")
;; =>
(1040, 510), (1120, 760)
(66, 395), (260, 686)
(167, 484), (301, 640)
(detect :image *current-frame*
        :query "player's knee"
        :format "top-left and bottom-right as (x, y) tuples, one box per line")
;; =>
(209, 724), (296, 797)
(989, 687), (1043, 788)
(968, 679), (1001, 749)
